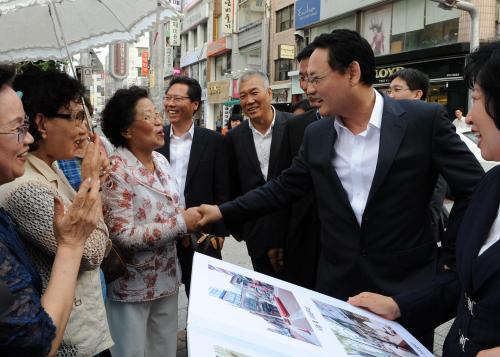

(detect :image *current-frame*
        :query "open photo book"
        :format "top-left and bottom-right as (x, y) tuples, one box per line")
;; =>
(187, 253), (433, 357)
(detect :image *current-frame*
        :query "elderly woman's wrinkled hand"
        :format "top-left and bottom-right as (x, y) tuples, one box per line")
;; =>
(81, 134), (110, 183)
(53, 178), (101, 249)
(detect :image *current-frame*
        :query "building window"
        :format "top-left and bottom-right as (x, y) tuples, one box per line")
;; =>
(202, 22), (208, 43)
(137, 47), (147, 58)
(276, 5), (293, 32)
(275, 59), (292, 81)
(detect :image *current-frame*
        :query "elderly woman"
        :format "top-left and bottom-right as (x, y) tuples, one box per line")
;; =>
(0, 67), (104, 356)
(348, 42), (500, 357)
(0, 68), (113, 356)
(101, 86), (200, 357)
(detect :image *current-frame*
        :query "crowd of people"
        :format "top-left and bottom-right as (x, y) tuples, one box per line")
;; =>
(0, 29), (499, 357)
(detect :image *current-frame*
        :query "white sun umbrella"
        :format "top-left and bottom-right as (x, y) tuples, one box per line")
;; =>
(0, 0), (180, 63)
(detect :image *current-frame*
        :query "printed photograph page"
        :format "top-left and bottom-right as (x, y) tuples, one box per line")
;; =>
(188, 253), (432, 357)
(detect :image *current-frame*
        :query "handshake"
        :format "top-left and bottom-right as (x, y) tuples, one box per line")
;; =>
(182, 204), (223, 233)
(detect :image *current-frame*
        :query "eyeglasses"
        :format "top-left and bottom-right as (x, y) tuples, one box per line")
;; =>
(386, 86), (410, 95)
(0, 115), (30, 143)
(55, 110), (86, 123)
(306, 71), (332, 86)
(163, 95), (191, 103)
(141, 112), (162, 123)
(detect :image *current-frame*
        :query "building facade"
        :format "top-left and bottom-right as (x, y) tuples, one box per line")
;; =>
(293, 0), (499, 116)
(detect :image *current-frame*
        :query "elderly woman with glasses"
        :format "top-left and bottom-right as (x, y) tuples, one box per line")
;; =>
(0, 68), (113, 356)
(101, 86), (200, 357)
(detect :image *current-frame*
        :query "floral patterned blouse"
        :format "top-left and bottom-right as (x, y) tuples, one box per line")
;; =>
(102, 147), (186, 302)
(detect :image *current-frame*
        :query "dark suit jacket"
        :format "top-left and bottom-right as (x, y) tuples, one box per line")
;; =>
(225, 110), (291, 258)
(277, 109), (321, 289)
(157, 125), (229, 236)
(396, 166), (500, 357)
(220, 96), (484, 300)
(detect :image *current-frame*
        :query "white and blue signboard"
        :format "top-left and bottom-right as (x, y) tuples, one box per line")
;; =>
(295, 0), (321, 29)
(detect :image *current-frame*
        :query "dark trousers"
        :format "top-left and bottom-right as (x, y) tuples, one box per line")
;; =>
(250, 255), (281, 278)
(176, 239), (194, 298)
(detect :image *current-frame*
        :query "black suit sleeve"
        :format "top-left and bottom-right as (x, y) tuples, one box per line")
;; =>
(431, 106), (484, 268)
(220, 127), (314, 226)
(393, 269), (460, 334)
(212, 133), (230, 237)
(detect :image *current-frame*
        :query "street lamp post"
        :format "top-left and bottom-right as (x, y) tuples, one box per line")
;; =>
(430, 0), (479, 51)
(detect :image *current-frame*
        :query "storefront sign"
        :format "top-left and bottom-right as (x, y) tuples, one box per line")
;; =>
(169, 20), (180, 46)
(279, 45), (295, 60)
(173, 68), (181, 76)
(222, 0), (233, 34)
(272, 88), (291, 104)
(374, 56), (466, 85)
(164, 46), (174, 76)
(110, 42), (128, 79)
(375, 66), (404, 81)
(141, 50), (149, 77)
(207, 37), (232, 57)
(295, 0), (320, 29)
(207, 80), (231, 103)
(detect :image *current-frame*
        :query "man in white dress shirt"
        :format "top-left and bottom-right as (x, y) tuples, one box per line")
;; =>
(157, 76), (229, 297)
(195, 30), (484, 349)
(223, 71), (291, 277)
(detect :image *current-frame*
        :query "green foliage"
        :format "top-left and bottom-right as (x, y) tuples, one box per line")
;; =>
(16, 60), (65, 73)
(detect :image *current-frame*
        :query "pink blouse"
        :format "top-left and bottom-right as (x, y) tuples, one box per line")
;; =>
(102, 147), (186, 302)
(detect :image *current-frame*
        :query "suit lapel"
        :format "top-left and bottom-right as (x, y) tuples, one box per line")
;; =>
(185, 126), (207, 189)
(158, 124), (171, 161)
(268, 112), (287, 179)
(242, 121), (265, 181)
(366, 97), (408, 205)
(325, 119), (356, 220)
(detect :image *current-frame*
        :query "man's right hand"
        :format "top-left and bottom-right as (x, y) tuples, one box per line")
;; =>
(183, 207), (202, 233)
(347, 292), (401, 320)
(197, 204), (223, 227)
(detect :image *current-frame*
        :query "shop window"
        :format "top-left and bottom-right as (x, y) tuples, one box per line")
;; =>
(202, 22), (208, 43)
(276, 5), (294, 32)
(390, 18), (459, 54)
(275, 59), (292, 81)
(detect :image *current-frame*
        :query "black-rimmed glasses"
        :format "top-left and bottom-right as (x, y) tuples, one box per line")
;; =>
(55, 110), (86, 123)
(0, 115), (30, 143)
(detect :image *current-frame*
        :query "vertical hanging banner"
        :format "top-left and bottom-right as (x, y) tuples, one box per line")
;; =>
(170, 20), (181, 46)
(164, 46), (174, 76)
(141, 50), (149, 77)
(222, 0), (233, 34)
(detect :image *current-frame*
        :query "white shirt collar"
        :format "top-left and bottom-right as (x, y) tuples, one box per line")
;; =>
(248, 106), (276, 137)
(334, 89), (383, 135)
(170, 121), (194, 139)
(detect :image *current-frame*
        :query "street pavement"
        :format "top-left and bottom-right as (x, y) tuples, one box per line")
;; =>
(176, 237), (452, 356)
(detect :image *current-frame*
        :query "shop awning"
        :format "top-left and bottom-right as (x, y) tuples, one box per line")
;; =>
(223, 99), (240, 106)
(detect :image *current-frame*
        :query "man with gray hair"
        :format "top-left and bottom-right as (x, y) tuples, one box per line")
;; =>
(225, 70), (291, 277)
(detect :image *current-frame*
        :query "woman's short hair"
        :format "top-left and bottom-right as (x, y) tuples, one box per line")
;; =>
(464, 41), (500, 130)
(13, 68), (84, 151)
(101, 86), (149, 148)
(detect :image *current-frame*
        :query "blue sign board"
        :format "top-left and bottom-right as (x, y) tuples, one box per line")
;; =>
(295, 0), (321, 29)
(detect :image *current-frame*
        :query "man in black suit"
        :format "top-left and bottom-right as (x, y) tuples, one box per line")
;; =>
(157, 76), (229, 297)
(196, 30), (483, 347)
(225, 70), (291, 277)
(277, 44), (322, 289)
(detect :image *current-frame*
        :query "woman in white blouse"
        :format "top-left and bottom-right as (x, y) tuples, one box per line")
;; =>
(101, 86), (200, 357)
